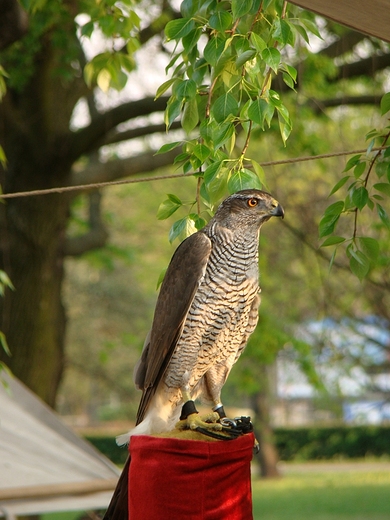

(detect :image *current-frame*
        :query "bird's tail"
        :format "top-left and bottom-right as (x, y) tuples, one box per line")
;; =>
(103, 456), (130, 520)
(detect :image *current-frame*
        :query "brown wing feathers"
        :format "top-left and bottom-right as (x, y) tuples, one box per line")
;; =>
(134, 231), (211, 425)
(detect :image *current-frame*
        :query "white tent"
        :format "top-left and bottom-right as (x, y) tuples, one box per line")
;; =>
(291, 0), (390, 43)
(0, 372), (120, 520)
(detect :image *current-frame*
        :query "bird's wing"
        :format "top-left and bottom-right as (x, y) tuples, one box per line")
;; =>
(135, 231), (212, 424)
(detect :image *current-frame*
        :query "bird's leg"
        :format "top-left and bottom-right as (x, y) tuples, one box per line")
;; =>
(175, 390), (222, 432)
(212, 402), (226, 419)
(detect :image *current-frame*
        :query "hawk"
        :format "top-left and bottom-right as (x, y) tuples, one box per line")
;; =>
(104, 189), (284, 520)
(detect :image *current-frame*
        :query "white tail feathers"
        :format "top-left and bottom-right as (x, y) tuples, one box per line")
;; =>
(116, 395), (181, 446)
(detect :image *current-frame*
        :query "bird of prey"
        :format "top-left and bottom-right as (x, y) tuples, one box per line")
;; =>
(104, 189), (284, 520)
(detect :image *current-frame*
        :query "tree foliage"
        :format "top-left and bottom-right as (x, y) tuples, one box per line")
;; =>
(319, 94), (390, 279)
(155, 0), (306, 241)
(0, 0), (389, 417)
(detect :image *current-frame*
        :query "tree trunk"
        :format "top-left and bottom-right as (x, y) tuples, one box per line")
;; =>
(0, 190), (70, 407)
(0, 32), (78, 406)
(251, 364), (281, 478)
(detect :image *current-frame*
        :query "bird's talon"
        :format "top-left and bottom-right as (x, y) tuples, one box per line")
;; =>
(175, 411), (223, 432)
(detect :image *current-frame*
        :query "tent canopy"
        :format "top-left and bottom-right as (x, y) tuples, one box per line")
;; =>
(291, 0), (390, 43)
(0, 372), (120, 520)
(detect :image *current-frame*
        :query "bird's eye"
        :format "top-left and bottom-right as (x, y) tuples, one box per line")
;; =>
(247, 198), (258, 207)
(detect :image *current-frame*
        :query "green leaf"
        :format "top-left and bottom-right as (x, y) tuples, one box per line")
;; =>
(0, 146), (7, 168)
(349, 251), (370, 280)
(213, 121), (235, 149)
(155, 141), (182, 155)
(157, 196), (182, 220)
(329, 175), (350, 196)
(325, 201), (345, 216)
(203, 161), (227, 201)
(358, 237), (379, 262)
(251, 33), (267, 53)
(376, 161), (388, 178)
(232, 0), (252, 19)
(169, 218), (187, 242)
(0, 270), (14, 291)
(373, 182), (390, 197)
(182, 28), (203, 53)
(189, 213), (207, 231)
(235, 50), (256, 69)
(227, 169), (262, 193)
(282, 73), (295, 90)
(165, 97), (183, 128)
(209, 11), (232, 31)
(0, 331), (11, 357)
(169, 216), (197, 243)
(278, 114), (292, 145)
(173, 79), (197, 101)
(182, 98), (199, 133)
(343, 154), (361, 172)
(273, 19), (294, 46)
(212, 93), (239, 123)
(156, 267), (167, 289)
(261, 47), (281, 73)
(167, 193), (182, 205)
(155, 78), (176, 99)
(352, 186), (369, 210)
(81, 20), (94, 38)
(293, 23), (309, 43)
(380, 92), (390, 116)
(192, 143), (210, 162)
(328, 248), (337, 273)
(320, 236), (346, 247)
(353, 161), (366, 178)
(174, 152), (190, 164)
(248, 99), (268, 128)
(251, 160), (267, 187)
(319, 213), (340, 238)
(204, 161), (223, 185)
(365, 129), (380, 140)
(204, 35), (225, 67)
(300, 18), (323, 39)
(165, 18), (195, 41)
(377, 203), (390, 228)
(283, 64), (297, 81)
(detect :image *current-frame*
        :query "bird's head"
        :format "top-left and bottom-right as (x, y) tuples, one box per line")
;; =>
(213, 189), (284, 231)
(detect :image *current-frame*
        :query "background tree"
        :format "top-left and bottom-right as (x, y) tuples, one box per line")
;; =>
(0, 1), (389, 480)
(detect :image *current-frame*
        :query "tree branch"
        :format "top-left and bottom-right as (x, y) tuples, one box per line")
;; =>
(68, 95), (169, 162)
(95, 120), (182, 148)
(308, 94), (382, 114)
(319, 30), (366, 59)
(0, 0), (28, 50)
(65, 190), (109, 257)
(71, 147), (179, 186)
(282, 220), (389, 291)
(334, 52), (390, 81)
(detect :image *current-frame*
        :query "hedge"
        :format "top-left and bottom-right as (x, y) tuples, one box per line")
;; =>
(87, 436), (129, 465)
(274, 425), (390, 461)
(86, 425), (390, 464)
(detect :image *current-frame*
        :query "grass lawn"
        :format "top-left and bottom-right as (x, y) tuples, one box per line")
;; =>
(252, 461), (390, 520)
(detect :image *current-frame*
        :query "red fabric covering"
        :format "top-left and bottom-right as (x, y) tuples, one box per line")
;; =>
(128, 433), (254, 520)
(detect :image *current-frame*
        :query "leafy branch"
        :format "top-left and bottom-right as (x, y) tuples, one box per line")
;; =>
(155, 0), (318, 242)
(319, 92), (390, 280)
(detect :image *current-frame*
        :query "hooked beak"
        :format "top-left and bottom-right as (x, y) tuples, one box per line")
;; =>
(270, 202), (284, 219)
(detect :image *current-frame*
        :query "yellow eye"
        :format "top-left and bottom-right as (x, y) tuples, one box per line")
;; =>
(247, 198), (258, 207)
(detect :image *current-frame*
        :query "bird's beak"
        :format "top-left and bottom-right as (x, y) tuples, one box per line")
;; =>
(270, 201), (284, 219)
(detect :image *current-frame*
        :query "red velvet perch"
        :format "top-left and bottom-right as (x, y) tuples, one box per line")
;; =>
(128, 433), (254, 520)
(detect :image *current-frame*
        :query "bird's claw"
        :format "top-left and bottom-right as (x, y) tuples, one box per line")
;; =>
(175, 411), (222, 432)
